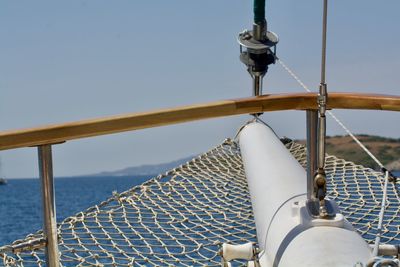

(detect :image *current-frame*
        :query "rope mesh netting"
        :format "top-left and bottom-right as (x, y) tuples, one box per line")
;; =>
(1, 139), (399, 266)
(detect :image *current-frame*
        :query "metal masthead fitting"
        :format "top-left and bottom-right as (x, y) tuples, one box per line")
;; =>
(238, 20), (278, 97)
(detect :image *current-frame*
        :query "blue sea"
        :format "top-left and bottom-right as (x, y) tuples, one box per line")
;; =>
(1, 171), (399, 247)
(0, 175), (152, 247)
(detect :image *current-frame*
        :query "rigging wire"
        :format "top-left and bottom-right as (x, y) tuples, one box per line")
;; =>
(276, 57), (392, 259)
(315, 0), (329, 214)
(276, 58), (385, 169)
(320, 0), (328, 85)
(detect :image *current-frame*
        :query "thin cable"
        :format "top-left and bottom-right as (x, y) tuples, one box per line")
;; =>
(278, 59), (311, 93)
(326, 111), (383, 168)
(233, 116), (281, 142)
(320, 0), (328, 84)
(276, 58), (384, 169)
(317, 0), (329, 178)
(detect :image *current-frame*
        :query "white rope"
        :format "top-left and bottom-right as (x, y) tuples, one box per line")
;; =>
(276, 58), (384, 169)
(372, 170), (390, 257)
(326, 111), (384, 169)
(277, 59), (311, 93)
(367, 170), (398, 266)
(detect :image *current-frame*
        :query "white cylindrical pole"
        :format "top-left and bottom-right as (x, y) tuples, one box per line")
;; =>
(238, 122), (371, 266)
(239, 122), (306, 251)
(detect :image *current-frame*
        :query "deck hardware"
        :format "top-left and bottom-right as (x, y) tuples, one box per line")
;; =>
(8, 238), (47, 254)
(366, 257), (399, 267)
(382, 167), (398, 183)
(369, 244), (400, 258)
(306, 110), (335, 218)
(238, 0), (278, 97)
(38, 144), (60, 267)
(315, 0), (330, 218)
(238, 29), (278, 97)
(220, 242), (260, 267)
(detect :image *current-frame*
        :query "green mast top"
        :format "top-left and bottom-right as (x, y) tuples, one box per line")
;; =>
(254, 0), (265, 24)
(238, 0), (277, 96)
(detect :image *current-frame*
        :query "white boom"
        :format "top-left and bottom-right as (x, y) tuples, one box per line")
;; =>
(238, 122), (371, 267)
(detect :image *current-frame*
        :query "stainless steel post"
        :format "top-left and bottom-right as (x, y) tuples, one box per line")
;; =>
(317, 109), (327, 170)
(253, 74), (263, 96)
(306, 110), (318, 200)
(38, 145), (60, 267)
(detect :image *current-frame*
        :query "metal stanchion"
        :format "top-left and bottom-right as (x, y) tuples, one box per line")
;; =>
(38, 144), (60, 267)
(306, 110), (318, 200)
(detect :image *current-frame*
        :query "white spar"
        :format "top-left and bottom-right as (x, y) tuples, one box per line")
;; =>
(238, 122), (371, 267)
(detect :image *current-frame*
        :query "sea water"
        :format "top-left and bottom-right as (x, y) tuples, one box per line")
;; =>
(1, 171), (399, 247)
(0, 175), (152, 246)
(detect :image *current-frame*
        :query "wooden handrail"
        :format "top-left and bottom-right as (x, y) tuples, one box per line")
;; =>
(0, 92), (399, 151)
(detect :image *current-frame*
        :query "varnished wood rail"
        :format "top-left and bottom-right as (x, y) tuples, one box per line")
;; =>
(0, 92), (399, 151)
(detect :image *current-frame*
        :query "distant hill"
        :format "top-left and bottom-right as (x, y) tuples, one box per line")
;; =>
(90, 155), (197, 177)
(298, 134), (400, 171)
(90, 134), (400, 177)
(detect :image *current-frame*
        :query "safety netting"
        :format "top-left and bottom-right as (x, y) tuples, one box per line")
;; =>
(1, 139), (399, 266)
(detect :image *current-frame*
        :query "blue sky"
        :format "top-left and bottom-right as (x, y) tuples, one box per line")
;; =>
(0, 0), (399, 178)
